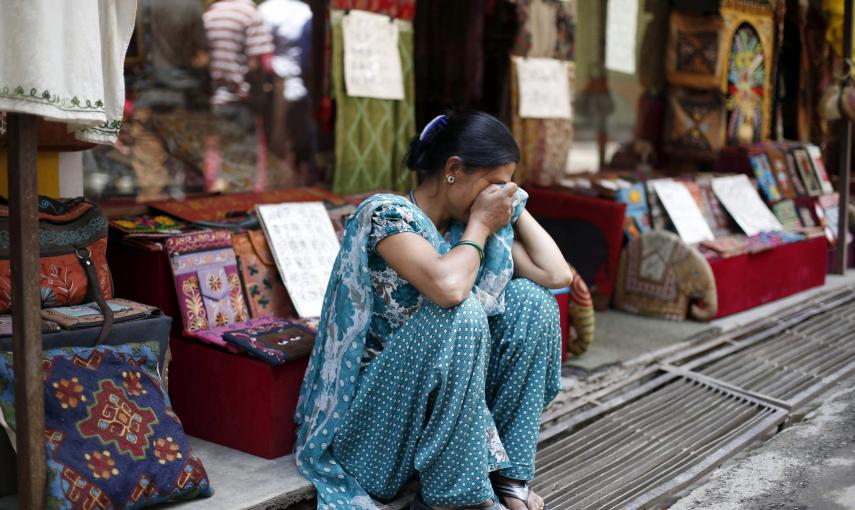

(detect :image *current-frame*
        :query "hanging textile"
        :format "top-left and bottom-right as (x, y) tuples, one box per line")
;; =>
(509, 0), (576, 187)
(330, 0), (416, 20)
(0, 1), (136, 145)
(329, 9), (417, 195)
(512, 0), (576, 60)
(318, 0), (415, 145)
(510, 58), (576, 187)
(481, 0), (522, 119)
(414, 0), (487, 126)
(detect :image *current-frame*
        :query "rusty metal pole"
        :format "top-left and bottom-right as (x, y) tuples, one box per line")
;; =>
(7, 113), (45, 509)
(837, 0), (853, 274)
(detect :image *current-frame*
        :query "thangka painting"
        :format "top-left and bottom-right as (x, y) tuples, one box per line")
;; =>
(719, 0), (775, 145)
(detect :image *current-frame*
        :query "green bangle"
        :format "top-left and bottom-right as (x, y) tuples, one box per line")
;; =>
(454, 240), (484, 263)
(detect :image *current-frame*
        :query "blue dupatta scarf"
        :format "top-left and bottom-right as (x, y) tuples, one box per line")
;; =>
(295, 190), (527, 509)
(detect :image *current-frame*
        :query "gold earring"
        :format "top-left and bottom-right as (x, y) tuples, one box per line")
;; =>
(446, 174), (455, 184)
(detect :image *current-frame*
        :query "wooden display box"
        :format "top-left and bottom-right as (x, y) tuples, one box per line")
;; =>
(710, 237), (827, 318)
(526, 186), (627, 307)
(168, 336), (309, 459)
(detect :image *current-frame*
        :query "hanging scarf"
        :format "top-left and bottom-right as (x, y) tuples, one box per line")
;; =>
(295, 189), (527, 509)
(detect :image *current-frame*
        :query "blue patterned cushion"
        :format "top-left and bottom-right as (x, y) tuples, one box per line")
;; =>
(0, 342), (213, 509)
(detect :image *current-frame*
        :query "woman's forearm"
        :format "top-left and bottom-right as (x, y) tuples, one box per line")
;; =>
(433, 221), (492, 305)
(513, 210), (573, 288)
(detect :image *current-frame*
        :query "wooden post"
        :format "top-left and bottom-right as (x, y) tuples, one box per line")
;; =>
(837, 0), (853, 274)
(7, 113), (45, 509)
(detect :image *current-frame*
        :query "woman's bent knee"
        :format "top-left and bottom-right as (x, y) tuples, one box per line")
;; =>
(505, 278), (559, 324)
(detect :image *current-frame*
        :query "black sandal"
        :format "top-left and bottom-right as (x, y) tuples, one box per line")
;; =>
(410, 495), (509, 510)
(492, 479), (545, 510)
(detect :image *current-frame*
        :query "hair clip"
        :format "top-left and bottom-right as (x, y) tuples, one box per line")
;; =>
(419, 115), (448, 142)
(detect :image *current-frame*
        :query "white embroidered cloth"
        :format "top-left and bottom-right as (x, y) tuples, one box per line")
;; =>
(0, 0), (137, 144)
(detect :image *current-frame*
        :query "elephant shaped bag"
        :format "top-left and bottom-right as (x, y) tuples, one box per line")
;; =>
(614, 230), (717, 321)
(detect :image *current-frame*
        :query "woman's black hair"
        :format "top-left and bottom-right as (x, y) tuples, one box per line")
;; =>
(404, 111), (520, 180)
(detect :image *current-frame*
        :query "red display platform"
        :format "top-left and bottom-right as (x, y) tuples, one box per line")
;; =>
(168, 336), (308, 459)
(525, 186), (627, 306)
(710, 237), (827, 318)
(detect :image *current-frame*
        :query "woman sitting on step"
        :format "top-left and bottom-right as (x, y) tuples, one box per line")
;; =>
(295, 111), (572, 510)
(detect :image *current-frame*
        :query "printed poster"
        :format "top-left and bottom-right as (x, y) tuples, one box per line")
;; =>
(257, 202), (341, 318)
(514, 56), (573, 120)
(342, 9), (405, 100)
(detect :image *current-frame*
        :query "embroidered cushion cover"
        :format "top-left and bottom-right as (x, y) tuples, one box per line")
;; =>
(0, 342), (213, 508)
(166, 230), (249, 337)
(222, 318), (317, 366)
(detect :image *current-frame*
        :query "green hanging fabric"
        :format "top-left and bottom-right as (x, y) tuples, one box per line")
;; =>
(330, 10), (417, 195)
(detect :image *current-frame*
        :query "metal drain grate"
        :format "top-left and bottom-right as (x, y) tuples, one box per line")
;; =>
(531, 370), (787, 510)
(675, 293), (855, 409)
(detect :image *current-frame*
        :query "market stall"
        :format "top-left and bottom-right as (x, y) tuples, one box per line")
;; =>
(1, 1), (853, 508)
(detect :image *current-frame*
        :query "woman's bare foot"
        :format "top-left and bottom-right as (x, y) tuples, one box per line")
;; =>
(490, 475), (545, 510)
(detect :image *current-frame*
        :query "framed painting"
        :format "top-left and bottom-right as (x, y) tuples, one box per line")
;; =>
(749, 153), (781, 202)
(792, 147), (823, 196)
(719, 0), (775, 145)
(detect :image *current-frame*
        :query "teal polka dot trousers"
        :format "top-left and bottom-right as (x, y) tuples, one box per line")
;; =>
(330, 279), (562, 507)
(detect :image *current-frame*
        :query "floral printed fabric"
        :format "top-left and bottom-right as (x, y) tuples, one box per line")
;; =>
(365, 203), (426, 354)
(295, 189), (530, 509)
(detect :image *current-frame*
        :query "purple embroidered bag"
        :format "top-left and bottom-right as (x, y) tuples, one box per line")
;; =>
(166, 230), (250, 343)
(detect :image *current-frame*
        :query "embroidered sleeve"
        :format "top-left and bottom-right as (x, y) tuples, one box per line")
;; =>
(369, 203), (423, 252)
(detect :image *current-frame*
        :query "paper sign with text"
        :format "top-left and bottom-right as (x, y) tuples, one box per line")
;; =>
(342, 10), (405, 100)
(514, 56), (573, 120)
(257, 202), (341, 318)
(605, 0), (639, 74)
